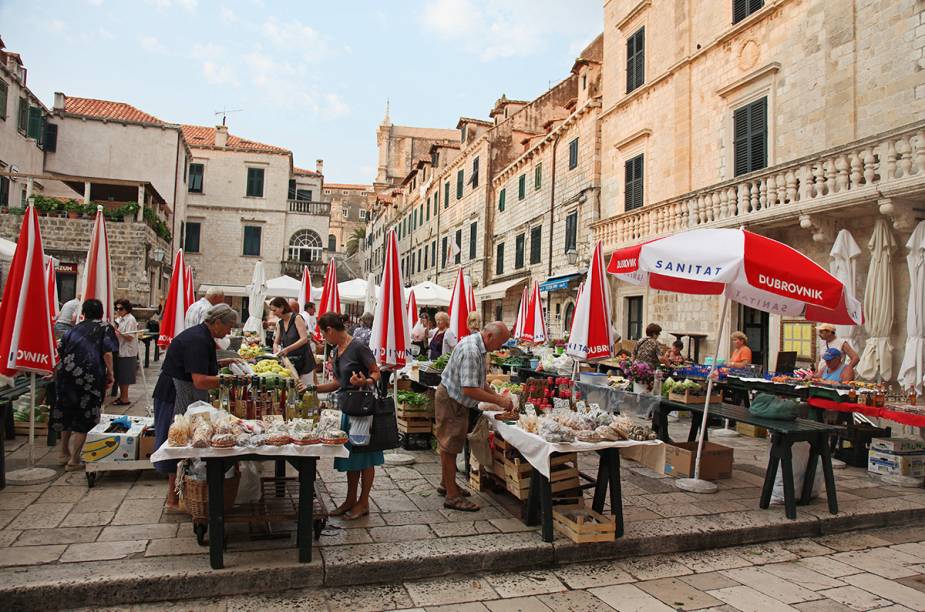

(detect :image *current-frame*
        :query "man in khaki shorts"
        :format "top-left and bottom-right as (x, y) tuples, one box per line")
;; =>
(434, 322), (513, 512)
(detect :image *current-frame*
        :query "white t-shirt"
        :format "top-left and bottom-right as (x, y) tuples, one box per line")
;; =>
(185, 297), (212, 328)
(116, 314), (139, 357)
(817, 336), (854, 370)
(58, 298), (80, 326)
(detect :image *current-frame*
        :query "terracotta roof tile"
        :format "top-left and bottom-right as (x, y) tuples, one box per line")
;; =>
(63, 96), (165, 125)
(293, 166), (321, 176)
(324, 183), (370, 190)
(181, 124), (290, 154)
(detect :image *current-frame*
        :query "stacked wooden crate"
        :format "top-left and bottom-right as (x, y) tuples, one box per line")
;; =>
(482, 434), (580, 501)
(396, 389), (435, 434)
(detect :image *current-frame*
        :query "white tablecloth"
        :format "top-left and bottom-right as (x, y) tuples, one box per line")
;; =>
(483, 412), (661, 478)
(151, 442), (349, 462)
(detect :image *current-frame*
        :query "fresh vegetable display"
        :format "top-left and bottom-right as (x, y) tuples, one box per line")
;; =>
(254, 359), (291, 378)
(662, 377), (703, 397)
(238, 344), (266, 360)
(397, 391), (430, 411)
(431, 354), (450, 372)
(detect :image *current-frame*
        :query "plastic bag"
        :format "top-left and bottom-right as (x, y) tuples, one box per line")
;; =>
(236, 461), (262, 504)
(771, 442), (822, 504)
(467, 415), (493, 469)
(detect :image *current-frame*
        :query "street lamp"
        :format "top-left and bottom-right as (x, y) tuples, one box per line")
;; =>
(566, 248), (578, 266)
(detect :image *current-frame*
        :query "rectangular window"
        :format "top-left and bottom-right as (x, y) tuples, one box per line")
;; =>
(424, 244), (429, 270)
(567, 139), (580, 171)
(27, 106), (43, 142)
(565, 211), (578, 253)
(413, 208), (417, 230)
(529, 225), (542, 265)
(471, 156), (479, 188)
(515, 234), (525, 269)
(626, 296), (643, 340)
(431, 240), (437, 268)
(733, 0), (765, 24)
(243, 226), (262, 256)
(0, 80), (7, 120)
(188, 163), (204, 193)
(626, 27), (645, 93)
(454, 229), (462, 264)
(518, 174), (526, 200)
(246, 167), (264, 197)
(0, 176), (9, 207)
(426, 196), (431, 220)
(733, 97), (768, 176)
(444, 182), (450, 208)
(469, 222), (477, 259)
(498, 188), (506, 212)
(456, 169), (464, 199)
(625, 154), (644, 211)
(296, 189), (312, 201)
(359, 209), (367, 220)
(420, 204), (424, 225)
(17, 97), (27, 132)
(417, 249), (422, 273)
(534, 163), (542, 190)
(288, 179), (296, 200)
(343, 207), (349, 218)
(780, 320), (815, 360)
(496, 243), (504, 275)
(442, 236), (448, 267)
(185, 222), (201, 253)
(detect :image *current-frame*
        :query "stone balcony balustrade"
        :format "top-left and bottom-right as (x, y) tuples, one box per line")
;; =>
(288, 199), (331, 216)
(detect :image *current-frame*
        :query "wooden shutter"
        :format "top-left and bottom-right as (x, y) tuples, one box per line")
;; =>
(442, 236), (447, 267)
(27, 106), (42, 141)
(499, 188), (506, 211)
(444, 182), (450, 208)
(530, 226), (542, 264)
(565, 212), (577, 252)
(733, 97), (767, 176)
(733, 0), (763, 23)
(470, 222), (477, 259)
(43, 122), (57, 152)
(625, 155), (644, 211)
(432, 240), (437, 267)
(455, 229), (462, 264)
(635, 29), (645, 89)
(515, 234), (525, 269)
(0, 81), (7, 120)
(518, 174), (525, 200)
(456, 170), (464, 199)
(17, 97), (27, 132)
(535, 164), (542, 190)
(496, 243), (504, 275)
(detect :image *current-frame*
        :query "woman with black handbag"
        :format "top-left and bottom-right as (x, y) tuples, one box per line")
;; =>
(269, 297), (314, 387)
(314, 312), (382, 520)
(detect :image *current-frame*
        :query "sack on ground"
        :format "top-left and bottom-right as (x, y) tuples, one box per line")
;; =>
(771, 441), (822, 504)
(235, 461), (262, 504)
(467, 415), (493, 469)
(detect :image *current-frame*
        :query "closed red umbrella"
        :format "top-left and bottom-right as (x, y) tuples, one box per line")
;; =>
(158, 250), (188, 348)
(512, 285), (528, 341)
(298, 266), (313, 313)
(567, 241), (614, 361)
(313, 258), (341, 343)
(407, 289), (419, 329)
(520, 280), (548, 344)
(185, 264), (194, 310)
(79, 205), (114, 322)
(466, 275), (476, 313)
(448, 267), (471, 341)
(45, 257), (59, 332)
(0, 204), (58, 481)
(370, 229), (410, 368)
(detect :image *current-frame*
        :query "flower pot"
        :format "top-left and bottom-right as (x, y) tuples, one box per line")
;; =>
(632, 382), (648, 395)
(67, 211), (78, 219)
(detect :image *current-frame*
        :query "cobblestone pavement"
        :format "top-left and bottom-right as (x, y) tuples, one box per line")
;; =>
(84, 525), (925, 611)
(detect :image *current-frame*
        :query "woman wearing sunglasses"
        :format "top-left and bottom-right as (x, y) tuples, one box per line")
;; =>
(112, 299), (139, 406)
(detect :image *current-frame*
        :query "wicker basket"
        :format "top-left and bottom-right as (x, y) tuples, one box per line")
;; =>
(183, 471), (241, 522)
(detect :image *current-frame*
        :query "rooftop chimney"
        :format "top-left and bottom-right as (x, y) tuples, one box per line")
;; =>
(54, 92), (65, 111)
(214, 125), (228, 148)
(316, 159), (324, 175)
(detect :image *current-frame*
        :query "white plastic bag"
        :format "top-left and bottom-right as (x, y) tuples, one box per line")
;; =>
(236, 461), (262, 504)
(770, 442), (822, 504)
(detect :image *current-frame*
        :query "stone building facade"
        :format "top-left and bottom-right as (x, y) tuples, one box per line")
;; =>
(594, 0), (925, 373)
(323, 182), (372, 258)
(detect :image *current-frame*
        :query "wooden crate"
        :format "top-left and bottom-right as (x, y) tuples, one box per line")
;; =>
(669, 390), (722, 404)
(396, 379), (413, 391)
(736, 422), (769, 438)
(553, 504), (616, 543)
(397, 416), (432, 434)
(14, 421), (48, 436)
(396, 405), (434, 420)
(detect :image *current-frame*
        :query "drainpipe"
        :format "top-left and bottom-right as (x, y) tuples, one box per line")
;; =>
(546, 133), (562, 331)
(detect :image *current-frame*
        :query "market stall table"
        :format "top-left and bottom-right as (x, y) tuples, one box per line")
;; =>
(654, 399), (842, 520)
(482, 412), (661, 542)
(574, 381), (661, 418)
(151, 442), (347, 569)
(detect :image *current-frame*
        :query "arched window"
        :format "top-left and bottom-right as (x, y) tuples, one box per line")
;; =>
(288, 229), (323, 262)
(563, 302), (575, 332)
(328, 234), (337, 252)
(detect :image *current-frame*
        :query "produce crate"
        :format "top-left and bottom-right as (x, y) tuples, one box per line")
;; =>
(396, 404), (434, 420)
(669, 390), (723, 404)
(397, 416), (432, 434)
(396, 379), (413, 391)
(736, 422), (768, 438)
(14, 421), (48, 435)
(553, 504), (616, 543)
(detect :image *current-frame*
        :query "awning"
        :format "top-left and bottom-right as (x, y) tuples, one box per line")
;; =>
(475, 277), (527, 301)
(539, 273), (582, 293)
(198, 284), (248, 297)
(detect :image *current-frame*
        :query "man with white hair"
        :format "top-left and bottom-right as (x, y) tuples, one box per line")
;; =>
(185, 287), (225, 328)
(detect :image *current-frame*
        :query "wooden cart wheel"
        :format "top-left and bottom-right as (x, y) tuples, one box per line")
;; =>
(194, 523), (207, 546)
(85, 472), (96, 488)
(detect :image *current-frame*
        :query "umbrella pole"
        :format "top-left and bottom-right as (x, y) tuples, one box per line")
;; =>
(676, 297), (729, 494)
(28, 373), (35, 468)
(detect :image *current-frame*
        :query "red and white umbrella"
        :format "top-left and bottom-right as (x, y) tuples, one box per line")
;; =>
(567, 242), (614, 361)
(158, 249), (188, 348)
(512, 285), (528, 340)
(370, 229), (411, 368)
(0, 204), (57, 477)
(79, 205), (114, 322)
(298, 266), (313, 313)
(313, 258), (341, 343)
(407, 289), (419, 329)
(466, 275), (477, 313)
(520, 280), (548, 344)
(45, 257), (59, 328)
(185, 264), (194, 310)
(448, 267), (471, 341)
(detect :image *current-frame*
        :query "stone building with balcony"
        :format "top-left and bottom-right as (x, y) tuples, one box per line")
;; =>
(322, 182), (372, 262)
(595, 0), (925, 373)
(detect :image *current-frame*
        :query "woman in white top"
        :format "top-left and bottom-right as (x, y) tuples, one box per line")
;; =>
(816, 323), (859, 373)
(112, 299), (139, 406)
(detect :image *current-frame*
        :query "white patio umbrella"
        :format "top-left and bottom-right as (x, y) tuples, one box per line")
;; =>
(243, 261), (266, 333)
(857, 218), (896, 381)
(405, 281), (451, 306)
(265, 274), (302, 298)
(829, 229), (862, 344)
(364, 273), (377, 314)
(898, 221), (925, 394)
(338, 278), (372, 304)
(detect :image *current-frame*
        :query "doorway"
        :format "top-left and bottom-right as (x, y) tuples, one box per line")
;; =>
(738, 305), (769, 368)
(56, 271), (77, 303)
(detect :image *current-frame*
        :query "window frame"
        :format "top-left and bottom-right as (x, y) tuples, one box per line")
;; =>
(471, 156), (479, 188)
(456, 169), (464, 200)
(442, 236), (448, 267)
(184, 221), (202, 253)
(188, 163), (204, 193)
(568, 138), (579, 170)
(626, 27), (646, 94)
(529, 225), (542, 265)
(444, 182), (450, 209)
(624, 154), (644, 211)
(626, 295), (644, 340)
(498, 187), (506, 212)
(733, 96), (768, 177)
(534, 163), (542, 191)
(242, 225), (262, 256)
(469, 221), (477, 259)
(245, 167), (265, 198)
(564, 210), (578, 253)
(733, 0), (765, 24)
(496, 243), (504, 275)
(518, 174), (526, 200)
(514, 233), (525, 270)
(454, 228), (462, 264)
(0, 80), (7, 121)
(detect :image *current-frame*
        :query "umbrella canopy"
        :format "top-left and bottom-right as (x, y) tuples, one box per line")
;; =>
(185, 264), (194, 309)
(297, 266), (314, 312)
(448, 267), (472, 341)
(407, 289), (419, 329)
(370, 229), (411, 367)
(857, 219), (896, 380)
(157, 250), (189, 348)
(264, 274), (302, 298)
(899, 221), (925, 393)
(520, 280), (548, 344)
(466, 275), (477, 313)
(567, 242), (614, 360)
(0, 237), (16, 261)
(78, 205), (114, 322)
(243, 261), (267, 333)
(314, 258), (341, 342)
(45, 257), (59, 326)
(607, 228), (863, 325)
(829, 230), (862, 342)
(338, 278), (373, 303)
(512, 286), (528, 340)
(364, 272), (377, 314)
(0, 204), (57, 377)
(405, 281), (451, 306)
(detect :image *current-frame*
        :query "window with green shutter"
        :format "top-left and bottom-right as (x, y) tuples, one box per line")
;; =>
(0, 80), (7, 121)
(185, 222), (201, 252)
(568, 138), (579, 169)
(444, 182), (450, 208)
(515, 234), (525, 269)
(625, 154), (644, 211)
(529, 225), (542, 265)
(518, 174), (526, 200)
(431, 239), (437, 267)
(733, 97), (767, 176)
(471, 156), (479, 188)
(17, 97), (27, 132)
(413, 209), (417, 231)
(733, 0), (764, 24)
(456, 169), (464, 199)
(246, 167), (264, 197)
(565, 211), (578, 253)
(626, 27), (645, 93)
(188, 163), (204, 193)
(442, 236), (448, 267)
(27, 106), (43, 142)
(496, 243), (504, 275)
(498, 188), (506, 212)
(535, 163), (542, 190)
(455, 228), (462, 264)
(426, 196), (431, 221)
(424, 244), (429, 270)
(420, 204), (424, 224)
(243, 226), (262, 256)
(469, 222), (477, 259)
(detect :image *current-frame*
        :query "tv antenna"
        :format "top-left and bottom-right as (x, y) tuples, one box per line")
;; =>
(214, 108), (243, 126)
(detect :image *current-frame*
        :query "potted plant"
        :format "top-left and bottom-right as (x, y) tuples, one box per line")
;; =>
(626, 361), (654, 394)
(64, 200), (83, 219)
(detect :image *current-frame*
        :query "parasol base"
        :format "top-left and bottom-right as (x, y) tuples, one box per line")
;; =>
(6, 466), (57, 486)
(384, 453), (416, 466)
(712, 428), (740, 438)
(832, 458), (847, 470)
(676, 478), (718, 494)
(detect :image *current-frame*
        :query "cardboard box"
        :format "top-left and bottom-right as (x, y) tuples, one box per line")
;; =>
(620, 443), (666, 474)
(870, 437), (925, 454)
(868, 449), (925, 478)
(138, 427), (157, 460)
(81, 414), (152, 463)
(663, 442), (734, 480)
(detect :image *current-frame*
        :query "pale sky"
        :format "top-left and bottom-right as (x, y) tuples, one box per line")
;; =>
(0, 0), (602, 183)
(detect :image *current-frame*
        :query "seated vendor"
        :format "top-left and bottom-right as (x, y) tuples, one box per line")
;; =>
(662, 340), (685, 366)
(728, 331), (753, 367)
(820, 347), (853, 383)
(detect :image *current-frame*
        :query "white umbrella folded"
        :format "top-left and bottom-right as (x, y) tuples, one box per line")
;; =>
(899, 221), (925, 393)
(857, 219), (896, 381)
(243, 260), (266, 333)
